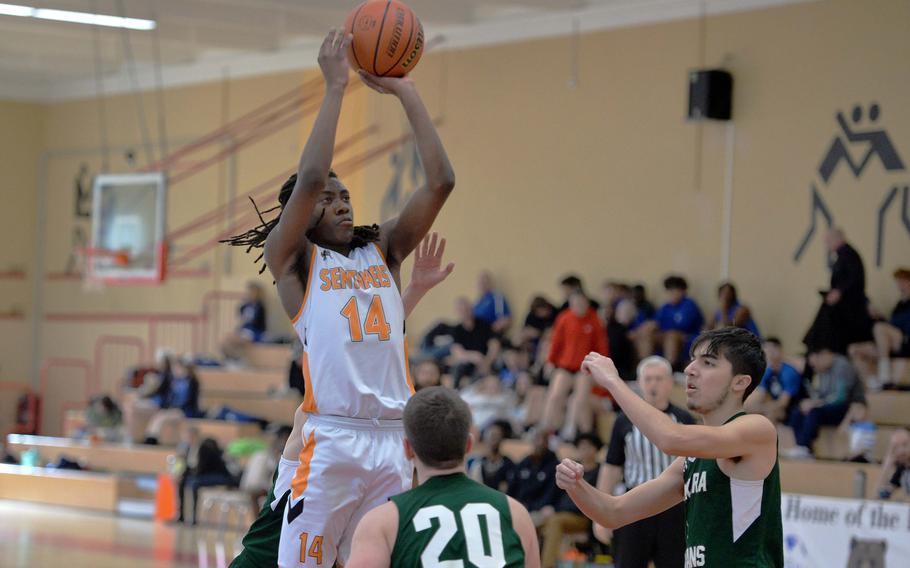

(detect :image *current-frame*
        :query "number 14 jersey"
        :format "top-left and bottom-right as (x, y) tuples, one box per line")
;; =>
(292, 243), (414, 420)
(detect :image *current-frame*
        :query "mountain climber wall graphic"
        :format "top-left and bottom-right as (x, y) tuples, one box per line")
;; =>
(794, 103), (909, 267)
(380, 137), (425, 222)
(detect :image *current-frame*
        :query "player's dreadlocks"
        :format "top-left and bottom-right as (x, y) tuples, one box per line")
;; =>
(221, 171), (381, 275)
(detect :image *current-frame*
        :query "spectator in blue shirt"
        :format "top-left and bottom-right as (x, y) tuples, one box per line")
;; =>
(473, 271), (512, 334)
(633, 275), (704, 369)
(708, 281), (760, 338)
(745, 337), (801, 423)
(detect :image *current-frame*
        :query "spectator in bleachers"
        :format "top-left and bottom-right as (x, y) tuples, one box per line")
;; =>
(222, 281), (268, 361)
(413, 359), (446, 391)
(540, 433), (602, 568)
(595, 355), (691, 568)
(287, 337), (305, 397)
(239, 425), (292, 511)
(784, 344), (860, 459)
(499, 346), (530, 389)
(134, 347), (175, 407)
(633, 275), (704, 370)
(606, 299), (638, 380)
(474, 270), (512, 334)
(460, 375), (519, 433)
(1, 440), (17, 464)
(446, 297), (501, 386)
(630, 283), (655, 327)
(144, 356), (202, 445)
(80, 395), (124, 442)
(708, 281), (760, 337)
(541, 291), (609, 437)
(419, 320), (455, 361)
(557, 274), (600, 313)
(467, 420), (515, 493)
(876, 429), (910, 500)
(520, 295), (557, 355)
(745, 337), (801, 423)
(850, 267), (910, 387)
(182, 437), (238, 525)
(508, 429), (559, 528)
(804, 228), (873, 356)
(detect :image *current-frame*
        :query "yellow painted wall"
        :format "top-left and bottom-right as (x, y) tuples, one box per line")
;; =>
(1, 0), (908, 431)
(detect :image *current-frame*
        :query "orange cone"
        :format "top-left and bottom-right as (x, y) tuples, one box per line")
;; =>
(154, 473), (178, 522)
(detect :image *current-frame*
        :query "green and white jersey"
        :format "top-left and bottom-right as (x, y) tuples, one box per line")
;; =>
(682, 413), (783, 568)
(390, 473), (525, 567)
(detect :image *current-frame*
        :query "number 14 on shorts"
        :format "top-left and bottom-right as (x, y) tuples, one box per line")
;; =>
(299, 532), (324, 565)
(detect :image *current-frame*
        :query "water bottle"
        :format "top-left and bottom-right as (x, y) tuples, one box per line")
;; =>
(854, 469), (866, 499)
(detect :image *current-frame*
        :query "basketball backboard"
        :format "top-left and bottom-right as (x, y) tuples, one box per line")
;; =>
(89, 172), (167, 284)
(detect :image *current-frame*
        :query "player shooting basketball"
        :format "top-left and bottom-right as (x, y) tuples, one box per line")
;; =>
(225, 28), (454, 568)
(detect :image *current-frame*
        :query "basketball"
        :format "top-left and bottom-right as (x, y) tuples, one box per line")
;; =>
(344, 0), (424, 77)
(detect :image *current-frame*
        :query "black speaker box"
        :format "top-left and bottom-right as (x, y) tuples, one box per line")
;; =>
(688, 69), (733, 121)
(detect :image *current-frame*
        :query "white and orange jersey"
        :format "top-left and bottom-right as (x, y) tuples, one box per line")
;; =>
(292, 242), (414, 420)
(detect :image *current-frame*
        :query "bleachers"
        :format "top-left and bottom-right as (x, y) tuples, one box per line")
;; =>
(779, 458), (882, 499)
(196, 367), (287, 396)
(0, 463), (120, 512)
(6, 434), (173, 475)
(181, 418), (262, 448)
(812, 425), (899, 462)
(866, 391), (910, 427)
(200, 394), (301, 425)
(238, 343), (293, 370)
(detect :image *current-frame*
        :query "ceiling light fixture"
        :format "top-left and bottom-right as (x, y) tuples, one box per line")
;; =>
(0, 3), (156, 30)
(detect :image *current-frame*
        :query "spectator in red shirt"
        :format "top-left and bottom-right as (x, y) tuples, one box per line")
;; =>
(541, 291), (609, 437)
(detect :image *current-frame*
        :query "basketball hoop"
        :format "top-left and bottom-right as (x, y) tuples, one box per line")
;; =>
(78, 247), (132, 268)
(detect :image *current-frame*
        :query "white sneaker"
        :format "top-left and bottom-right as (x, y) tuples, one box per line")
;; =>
(782, 445), (813, 460)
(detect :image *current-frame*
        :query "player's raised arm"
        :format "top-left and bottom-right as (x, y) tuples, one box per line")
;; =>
(582, 353), (777, 460)
(401, 232), (454, 317)
(557, 457), (685, 529)
(357, 72), (455, 268)
(263, 29), (352, 280)
(346, 502), (398, 568)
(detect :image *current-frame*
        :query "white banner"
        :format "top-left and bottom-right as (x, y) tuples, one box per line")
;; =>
(782, 493), (910, 567)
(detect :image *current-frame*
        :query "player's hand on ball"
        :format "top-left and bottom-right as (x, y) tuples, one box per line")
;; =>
(410, 232), (454, 292)
(556, 459), (585, 490)
(318, 29), (353, 88)
(581, 352), (621, 388)
(357, 70), (413, 96)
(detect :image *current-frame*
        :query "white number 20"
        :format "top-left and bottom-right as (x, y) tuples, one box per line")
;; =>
(412, 503), (506, 568)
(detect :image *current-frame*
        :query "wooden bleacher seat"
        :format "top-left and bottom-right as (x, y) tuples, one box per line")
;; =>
(866, 391), (910, 427)
(239, 343), (292, 370)
(200, 394), (301, 425)
(196, 367), (287, 396)
(780, 459), (882, 499)
(0, 463), (120, 512)
(181, 418), (262, 448)
(6, 434), (173, 475)
(812, 425), (900, 462)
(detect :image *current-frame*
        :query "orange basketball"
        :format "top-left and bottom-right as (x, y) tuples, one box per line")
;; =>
(344, 0), (424, 78)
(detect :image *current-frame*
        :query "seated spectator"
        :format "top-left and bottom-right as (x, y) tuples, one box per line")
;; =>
(630, 283), (655, 328)
(599, 281), (631, 321)
(508, 429), (559, 528)
(606, 299), (638, 380)
(419, 320), (455, 361)
(708, 281), (760, 337)
(785, 345), (859, 458)
(595, 355), (692, 567)
(79, 395), (124, 442)
(412, 359), (446, 391)
(123, 348), (175, 442)
(474, 271), (512, 334)
(446, 297), (501, 386)
(288, 337), (305, 397)
(240, 425), (291, 511)
(632, 275), (704, 369)
(876, 429), (910, 500)
(222, 281), (268, 361)
(745, 337), (801, 423)
(850, 267), (910, 387)
(499, 347), (531, 389)
(144, 356), (202, 445)
(520, 295), (557, 355)
(541, 291), (609, 437)
(460, 375), (518, 433)
(557, 274), (600, 313)
(540, 433), (602, 568)
(181, 437), (238, 524)
(467, 420), (515, 492)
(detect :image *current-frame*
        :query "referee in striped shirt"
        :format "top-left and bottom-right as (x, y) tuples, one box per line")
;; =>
(594, 355), (694, 568)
